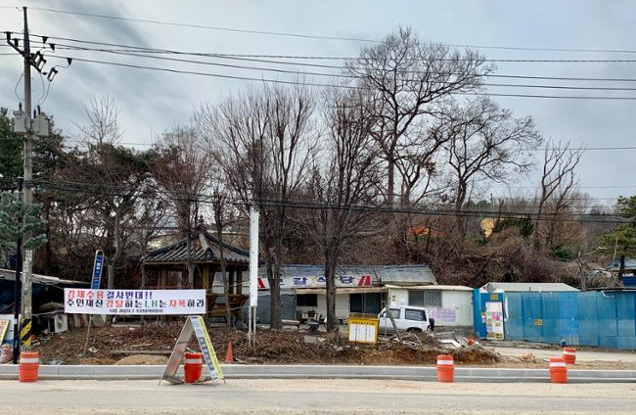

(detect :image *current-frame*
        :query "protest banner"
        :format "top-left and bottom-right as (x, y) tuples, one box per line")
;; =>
(64, 289), (206, 315)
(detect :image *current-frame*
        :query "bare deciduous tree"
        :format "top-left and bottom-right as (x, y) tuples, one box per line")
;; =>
(71, 97), (150, 289)
(439, 97), (541, 235)
(152, 126), (211, 288)
(210, 184), (237, 330)
(76, 95), (122, 146)
(534, 140), (583, 243)
(198, 83), (317, 329)
(300, 89), (381, 331)
(347, 27), (493, 207)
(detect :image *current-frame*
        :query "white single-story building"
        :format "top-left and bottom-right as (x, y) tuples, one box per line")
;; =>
(386, 284), (474, 327)
(255, 264), (437, 323)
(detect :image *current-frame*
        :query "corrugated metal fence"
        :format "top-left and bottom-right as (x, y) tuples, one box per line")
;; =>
(474, 290), (636, 350)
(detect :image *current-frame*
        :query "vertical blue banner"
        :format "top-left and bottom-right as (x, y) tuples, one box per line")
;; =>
(91, 250), (104, 290)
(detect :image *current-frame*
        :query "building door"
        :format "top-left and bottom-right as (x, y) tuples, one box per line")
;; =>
(350, 293), (382, 314)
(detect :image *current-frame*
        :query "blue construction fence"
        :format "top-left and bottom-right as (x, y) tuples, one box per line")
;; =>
(473, 289), (636, 350)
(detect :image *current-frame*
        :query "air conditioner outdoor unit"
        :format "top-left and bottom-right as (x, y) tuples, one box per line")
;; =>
(49, 314), (68, 334)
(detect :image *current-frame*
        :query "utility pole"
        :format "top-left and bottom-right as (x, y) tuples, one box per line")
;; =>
(6, 7), (66, 354)
(21, 6), (34, 332)
(12, 178), (23, 364)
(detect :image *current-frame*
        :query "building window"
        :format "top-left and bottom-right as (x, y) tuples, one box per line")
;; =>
(296, 294), (318, 307)
(408, 290), (441, 307)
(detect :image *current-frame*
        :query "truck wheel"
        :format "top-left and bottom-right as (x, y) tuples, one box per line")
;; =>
(406, 327), (422, 333)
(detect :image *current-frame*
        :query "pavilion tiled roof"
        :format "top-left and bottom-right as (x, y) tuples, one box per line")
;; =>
(143, 230), (249, 265)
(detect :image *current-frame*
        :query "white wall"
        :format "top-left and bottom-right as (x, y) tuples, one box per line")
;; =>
(387, 287), (473, 327)
(440, 291), (473, 327)
(388, 288), (409, 307)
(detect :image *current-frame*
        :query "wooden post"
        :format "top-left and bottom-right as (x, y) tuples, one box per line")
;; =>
(159, 268), (168, 289)
(230, 269), (237, 295)
(158, 268), (168, 325)
(140, 264), (146, 326)
(203, 265), (210, 290)
(237, 270), (243, 295)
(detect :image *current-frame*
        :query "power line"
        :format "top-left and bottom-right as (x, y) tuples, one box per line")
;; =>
(493, 185), (636, 189)
(20, 6), (636, 56)
(30, 177), (621, 207)
(30, 179), (624, 223)
(17, 32), (636, 83)
(36, 43), (636, 92)
(253, 198), (625, 224)
(20, 33), (636, 64)
(42, 54), (636, 100)
(442, 44), (636, 55)
(59, 138), (636, 153)
(27, 6), (379, 43)
(45, 54), (361, 89)
(483, 58), (636, 64)
(31, 37), (636, 64)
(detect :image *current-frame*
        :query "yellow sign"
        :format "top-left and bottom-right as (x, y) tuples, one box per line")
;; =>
(0, 319), (10, 344)
(348, 314), (378, 344)
(490, 294), (499, 301)
(194, 316), (224, 380)
(160, 316), (224, 384)
(20, 318), (31, 348)
(534, 319), (543, 326)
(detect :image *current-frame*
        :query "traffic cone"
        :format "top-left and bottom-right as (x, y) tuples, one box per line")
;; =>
(225, 340), (234, 364)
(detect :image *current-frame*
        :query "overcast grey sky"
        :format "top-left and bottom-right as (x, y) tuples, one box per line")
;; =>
(1, 0), (635, 203)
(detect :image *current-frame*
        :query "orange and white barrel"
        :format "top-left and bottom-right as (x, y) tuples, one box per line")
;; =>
(549, 357), (567, 384)
(19, 351), (40, 383)
(436, 355), (454, 383)
(184, 352), (203, 383)
(562, 347), (576, 365)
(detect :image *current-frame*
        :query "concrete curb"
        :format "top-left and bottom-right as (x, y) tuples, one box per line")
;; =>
(1, 364), (636, 383)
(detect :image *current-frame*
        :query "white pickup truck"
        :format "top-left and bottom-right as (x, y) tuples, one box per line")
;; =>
(378, 306), (434, 332)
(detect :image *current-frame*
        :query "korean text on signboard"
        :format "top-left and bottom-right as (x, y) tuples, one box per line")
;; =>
(257, 274), (373, 289)
(64, 289), (206, 315)
(91, 251), (105, 290)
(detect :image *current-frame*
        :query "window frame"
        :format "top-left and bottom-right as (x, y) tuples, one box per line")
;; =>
(381, 308), (401, 319)
(408, 290), (442, 308)
(404, 308), (427, 322)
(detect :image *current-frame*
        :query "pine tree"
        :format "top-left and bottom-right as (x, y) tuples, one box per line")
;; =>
(0, 192), (47, 263)
(601, 195), (636, 258)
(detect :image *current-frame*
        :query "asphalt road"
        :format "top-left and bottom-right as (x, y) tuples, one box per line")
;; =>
(1, 379), (635, 415)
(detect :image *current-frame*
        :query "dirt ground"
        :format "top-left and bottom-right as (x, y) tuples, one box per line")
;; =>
(30, 323), (636, 369)
(32, 323), (499, 366)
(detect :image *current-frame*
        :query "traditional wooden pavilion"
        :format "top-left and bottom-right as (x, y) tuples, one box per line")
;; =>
(142, 229), (249, 322)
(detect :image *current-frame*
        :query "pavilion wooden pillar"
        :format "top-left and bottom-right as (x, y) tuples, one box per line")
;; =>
(202, 265), (210, 290)
(229, 269), (236, 295)
(159, 268), (168, 289)
(236, 270), (243, 295)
